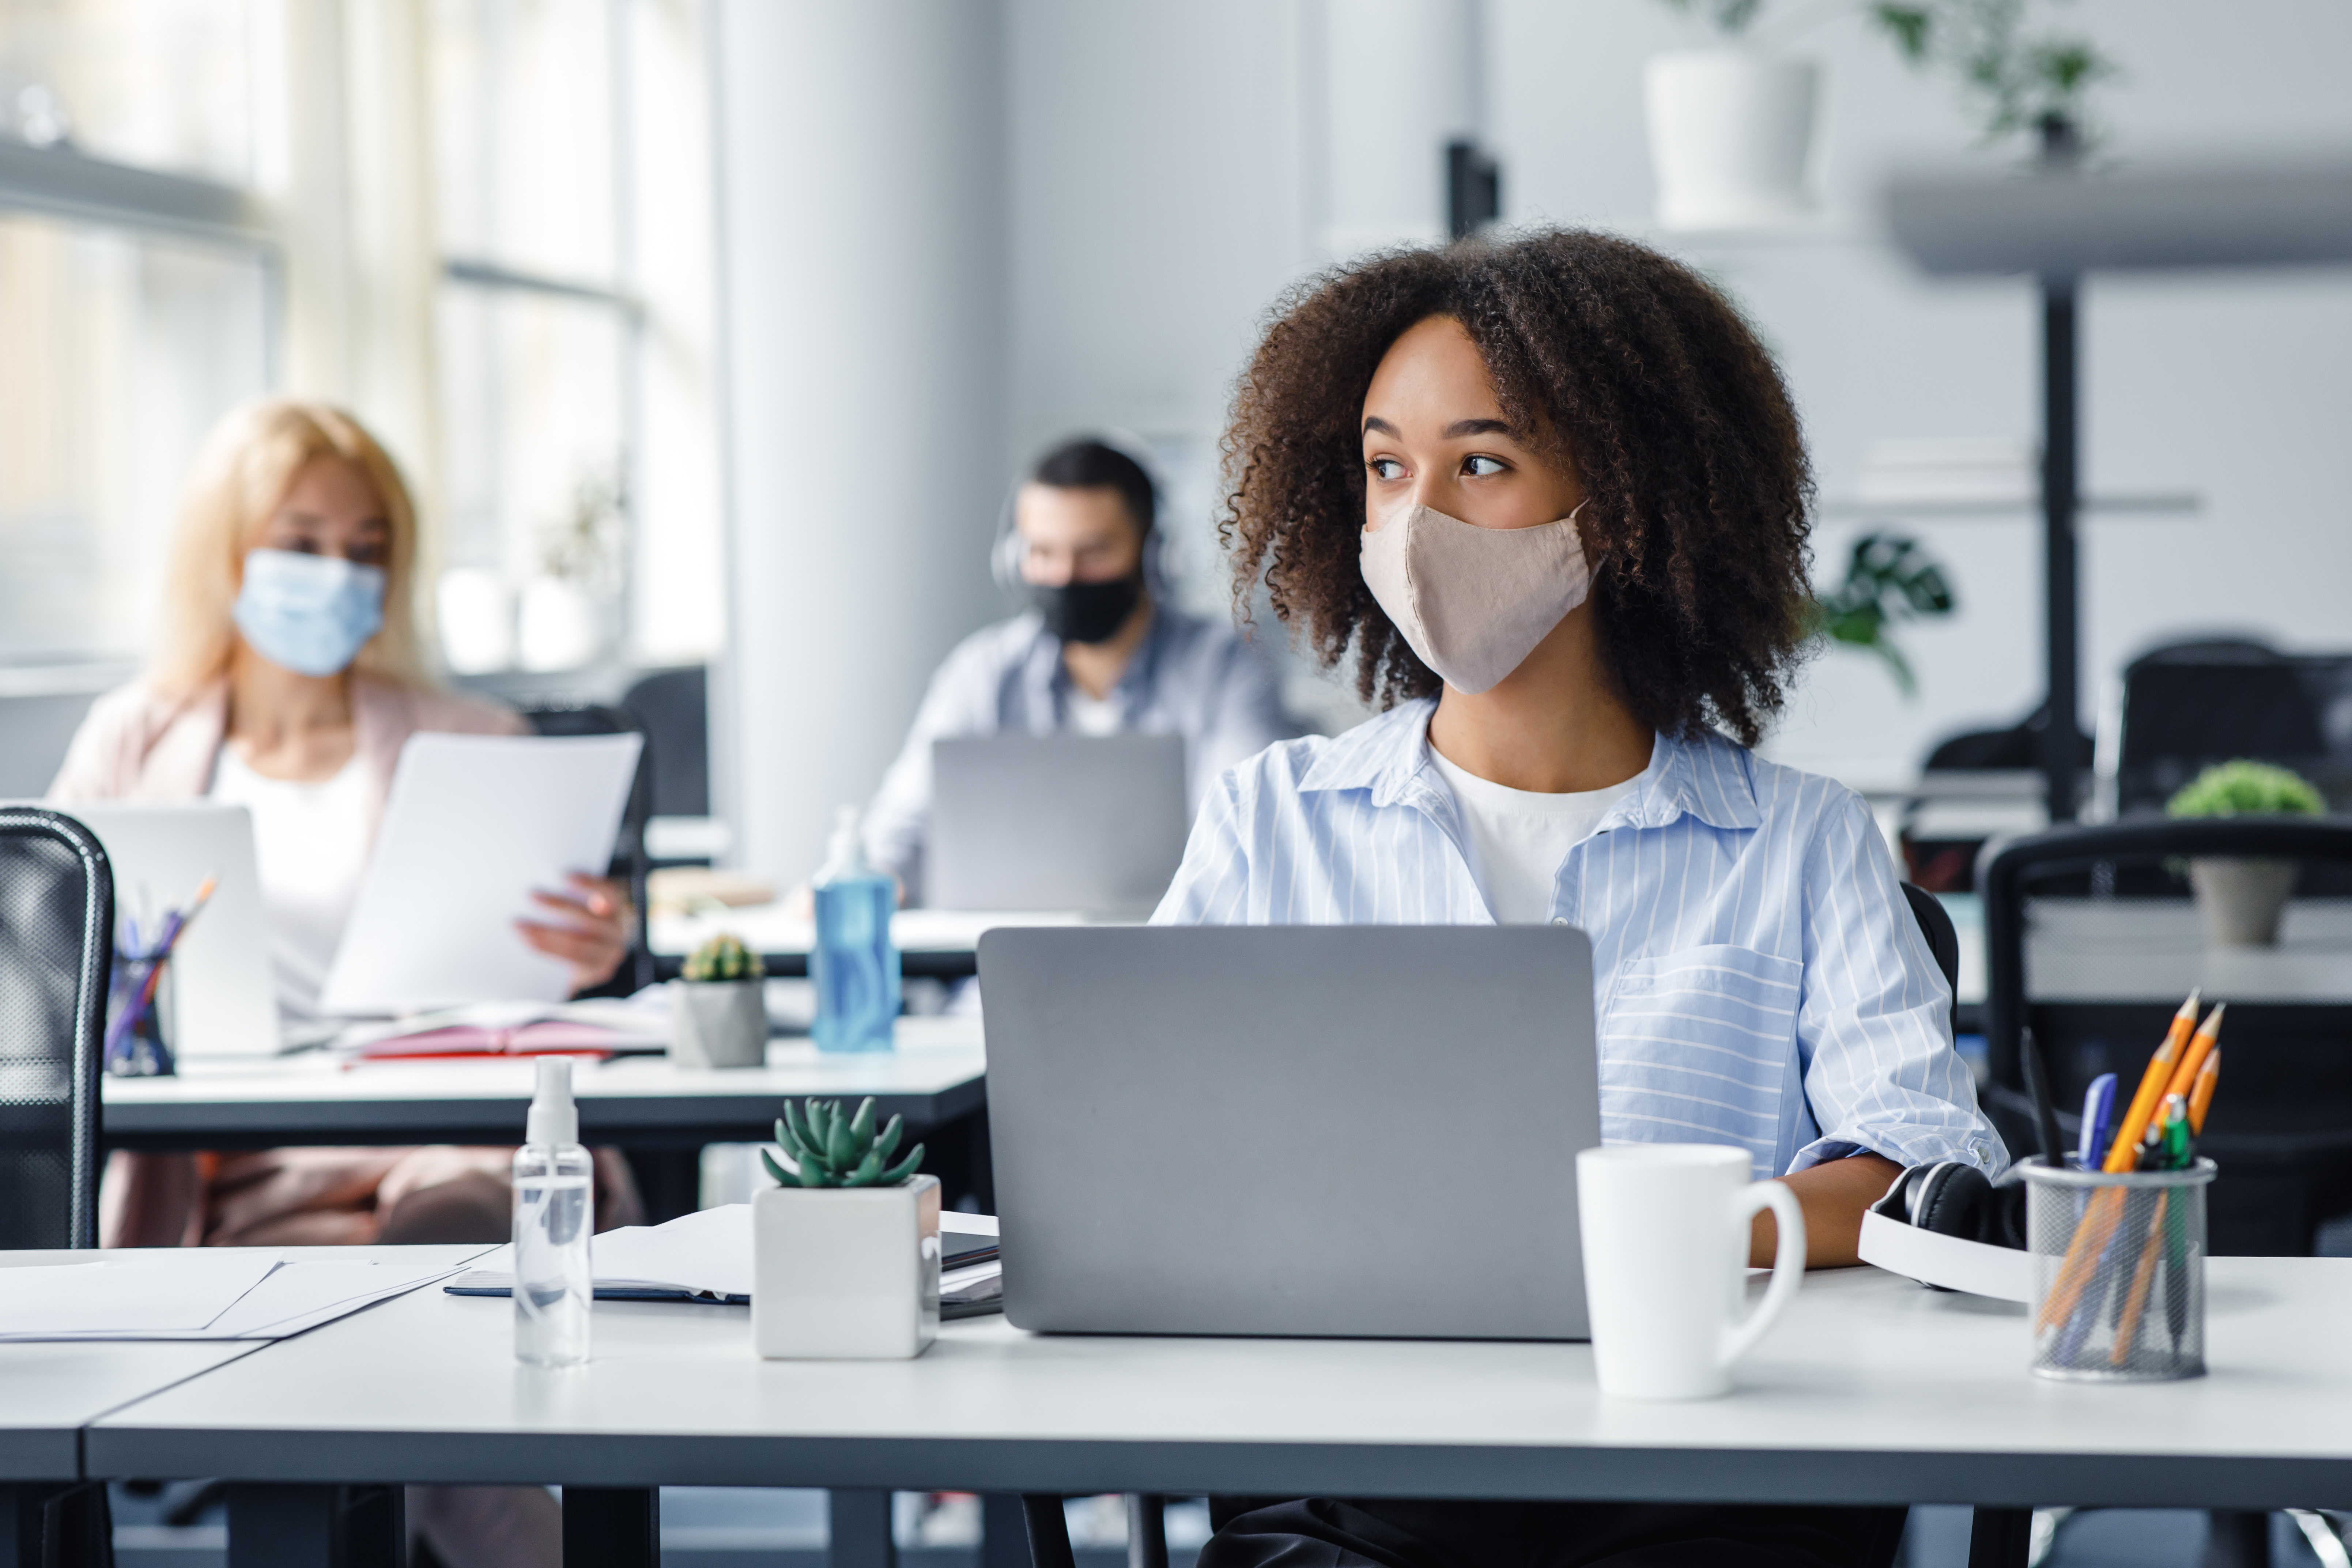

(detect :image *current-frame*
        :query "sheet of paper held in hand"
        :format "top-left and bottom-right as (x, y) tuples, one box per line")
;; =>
(319, 732), (643, 1015)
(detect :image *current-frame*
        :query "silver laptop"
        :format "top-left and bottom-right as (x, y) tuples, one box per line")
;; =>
(929, 733), (1189, 915)
(979, 925), (1602, 1340)
(66, 803), (280, 1057)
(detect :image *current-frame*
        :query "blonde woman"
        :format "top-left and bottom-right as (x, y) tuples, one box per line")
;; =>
(51, 398), (642, 1252)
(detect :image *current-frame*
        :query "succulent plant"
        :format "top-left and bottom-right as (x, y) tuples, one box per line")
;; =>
(761, 1096), (925, 1189)
(683, 931), (765, 983)
(2168, 760), (2326, 820)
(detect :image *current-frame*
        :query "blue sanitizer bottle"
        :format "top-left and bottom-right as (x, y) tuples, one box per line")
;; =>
(812, 806), (899, 1053)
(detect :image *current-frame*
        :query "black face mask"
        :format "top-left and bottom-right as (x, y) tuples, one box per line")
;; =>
(1032, 574), (1142, 645)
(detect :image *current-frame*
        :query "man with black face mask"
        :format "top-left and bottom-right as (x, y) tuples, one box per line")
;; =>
(863, 436), (1290, 904)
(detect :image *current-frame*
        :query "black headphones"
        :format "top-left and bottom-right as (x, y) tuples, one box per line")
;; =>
(990, 430), (1170, 600)
(1871, 1160), (2027, 1250)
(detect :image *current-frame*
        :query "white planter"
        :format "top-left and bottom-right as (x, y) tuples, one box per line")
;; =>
(1645, 52), (1819, 231)
(752, 1175), (940, 1359)
(669, 979), (769, 1069)
(2189, 857), (2298, 948)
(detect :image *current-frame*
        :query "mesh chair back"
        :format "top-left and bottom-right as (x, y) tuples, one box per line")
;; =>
(518, 702), (654, 996)
(2116, 652), (2352, 816)
(1982, 817), (2352, 1254)
(0, 809), (113, 1249)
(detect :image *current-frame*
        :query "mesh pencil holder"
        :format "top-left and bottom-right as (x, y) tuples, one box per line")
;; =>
(2025, 1158), (2215, 1382)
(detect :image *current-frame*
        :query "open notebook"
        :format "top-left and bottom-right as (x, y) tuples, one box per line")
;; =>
(446, 1203), (1004, 1318)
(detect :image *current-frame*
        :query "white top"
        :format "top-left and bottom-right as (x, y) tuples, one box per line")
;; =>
(1425, 747), (1635, 924)
(1064, 689), (1123, 737)
(209, 747), (374, 1024)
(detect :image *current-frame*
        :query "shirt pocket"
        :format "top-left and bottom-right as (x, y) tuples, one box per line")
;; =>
(1600, 945), (1803, 1178)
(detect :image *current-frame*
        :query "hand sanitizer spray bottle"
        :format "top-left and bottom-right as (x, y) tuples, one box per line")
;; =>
(513, 1056), (593, 1365)
(812, 805), (899, 1053)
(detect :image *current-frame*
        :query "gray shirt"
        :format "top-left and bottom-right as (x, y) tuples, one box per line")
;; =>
(864, 603), (1291, 902)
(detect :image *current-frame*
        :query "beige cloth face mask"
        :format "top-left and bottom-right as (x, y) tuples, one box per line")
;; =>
(1359, 500), (1592, 695)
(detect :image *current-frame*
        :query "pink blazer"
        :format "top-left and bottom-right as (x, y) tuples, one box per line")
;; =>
(47, 673), (527, 812)
(51, 674), (549, 1248)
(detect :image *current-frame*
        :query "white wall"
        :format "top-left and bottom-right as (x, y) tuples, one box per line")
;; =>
(713, 0), (1010, 887)
(996, 0), (2352, 786)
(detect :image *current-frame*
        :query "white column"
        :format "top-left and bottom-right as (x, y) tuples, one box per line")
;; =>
(710, 0), (1009, 887)
(1315, 0), (1483, 260)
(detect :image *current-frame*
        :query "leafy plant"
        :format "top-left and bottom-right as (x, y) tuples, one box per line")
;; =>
(761, 1096), (925, 1189)
(1807, 532), (1955, 697)
(2167, 761), (2325, 820)
(1869, 0), (2115, 148)
(683, 931), (765, 983)
(1658, 0), (1765, 35)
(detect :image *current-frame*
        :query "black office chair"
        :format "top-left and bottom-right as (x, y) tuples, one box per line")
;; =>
(619, 665), (710, 825)
(518, 702), (656, 997)
(0, 808), (116, 1568)
(1008, 889), (1967, 1568)
(2112, 642), (2335, 818)
(0, 807), (112, 1250)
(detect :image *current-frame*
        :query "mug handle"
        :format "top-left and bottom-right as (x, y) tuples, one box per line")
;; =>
(1720, 1180), (1805, 1369)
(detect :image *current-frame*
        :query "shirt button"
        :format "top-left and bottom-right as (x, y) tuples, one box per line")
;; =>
(1551, 917), (1570, 927)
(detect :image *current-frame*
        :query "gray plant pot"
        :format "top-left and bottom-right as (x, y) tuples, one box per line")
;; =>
(670, 979), (769, 1069)
(2188, 857), (2298, 948)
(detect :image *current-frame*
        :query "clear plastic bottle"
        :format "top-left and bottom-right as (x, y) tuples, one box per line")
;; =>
(513, 1056), (593, 1366)
(812, 805), (899, 1054)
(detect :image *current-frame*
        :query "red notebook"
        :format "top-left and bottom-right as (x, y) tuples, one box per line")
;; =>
(347, 1020), (636, 1062)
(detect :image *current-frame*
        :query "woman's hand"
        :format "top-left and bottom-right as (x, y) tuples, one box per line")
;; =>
(516, 873), (635, 995)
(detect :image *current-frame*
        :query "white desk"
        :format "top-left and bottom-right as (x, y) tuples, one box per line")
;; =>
(649, 906), (1088, 980)
(101, 1017), (986, 1151)
(0, 1244), (487, 1484)
(86, 1258), (2352, 1522)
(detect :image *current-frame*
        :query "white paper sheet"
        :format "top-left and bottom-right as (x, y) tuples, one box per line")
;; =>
(0, 1252), (278, 1338)
(320, 733), (643, 1013)
(202, 1258), (466, 1338)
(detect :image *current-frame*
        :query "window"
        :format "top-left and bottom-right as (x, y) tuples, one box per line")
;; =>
(0, 0), (273, 670)
(429, 0), (721, 677)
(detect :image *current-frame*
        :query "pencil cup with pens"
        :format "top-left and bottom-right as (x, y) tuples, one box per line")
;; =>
(104, 875), (216, 1078)
(2028, 991), (2224, 1383)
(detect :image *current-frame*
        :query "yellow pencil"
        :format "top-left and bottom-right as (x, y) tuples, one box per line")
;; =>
(2187, 1050), (2222, 1137)
(2159, 1002), (2225, 1105)
(2105, 991), (2200, 1172)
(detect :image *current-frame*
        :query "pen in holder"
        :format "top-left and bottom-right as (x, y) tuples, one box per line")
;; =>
(103, 875), (215, 1078)
(105, 939), (178, 1078)
(2026, 1157), (2215, 1382)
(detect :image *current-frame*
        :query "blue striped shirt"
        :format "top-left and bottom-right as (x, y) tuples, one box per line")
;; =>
(1152, 698), (2005, 1180)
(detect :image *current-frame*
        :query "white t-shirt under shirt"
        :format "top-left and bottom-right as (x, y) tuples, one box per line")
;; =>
(1425, 746), (1637, 924)
(209, 747), (374, 1024)
(1064, 688), (1124, 737)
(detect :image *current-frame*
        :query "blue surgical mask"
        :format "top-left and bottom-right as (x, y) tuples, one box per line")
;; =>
(231, 548), (387, 677)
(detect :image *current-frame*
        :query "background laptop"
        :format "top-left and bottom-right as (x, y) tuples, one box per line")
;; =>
(929, 733), (1189, 916)
(979, 924), (1603, 1340)
(67, 802), (280, 1058)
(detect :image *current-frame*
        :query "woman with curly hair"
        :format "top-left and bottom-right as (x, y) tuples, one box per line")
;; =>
(1158, 231), (1999, 1568)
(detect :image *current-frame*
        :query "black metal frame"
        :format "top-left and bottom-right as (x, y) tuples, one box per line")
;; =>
(0, 807), (113, 1250)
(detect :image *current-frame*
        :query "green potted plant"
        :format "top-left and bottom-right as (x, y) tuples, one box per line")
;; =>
(752, 1097), (939, 1359)
(671, 932), (768, 1069)
(2167, 760), (2326, 948)
(1808, 532), (1956, 696)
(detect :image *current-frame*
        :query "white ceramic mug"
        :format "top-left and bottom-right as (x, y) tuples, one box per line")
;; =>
(1576, 1143), (1805, 1400)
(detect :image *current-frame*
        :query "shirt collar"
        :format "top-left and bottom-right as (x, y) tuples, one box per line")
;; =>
(1299, 698), (1761, 832)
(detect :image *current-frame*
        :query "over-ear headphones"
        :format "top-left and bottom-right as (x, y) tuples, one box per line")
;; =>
(1871, 1160), (2026, 1250)
(991, 430), (1171, 601)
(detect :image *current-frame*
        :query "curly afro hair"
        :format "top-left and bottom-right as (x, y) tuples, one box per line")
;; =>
(1220, 228), (1814, 748)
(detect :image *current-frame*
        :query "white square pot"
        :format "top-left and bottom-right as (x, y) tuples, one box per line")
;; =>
(670, 979), (769, 1069)
(752, 1175), (940, 1359)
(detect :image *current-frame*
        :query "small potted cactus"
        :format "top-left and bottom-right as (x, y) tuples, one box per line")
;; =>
(2168, 760), (2326, 947)
(671, 932), (768, 1069)
(752, 1096), (940, 1359)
